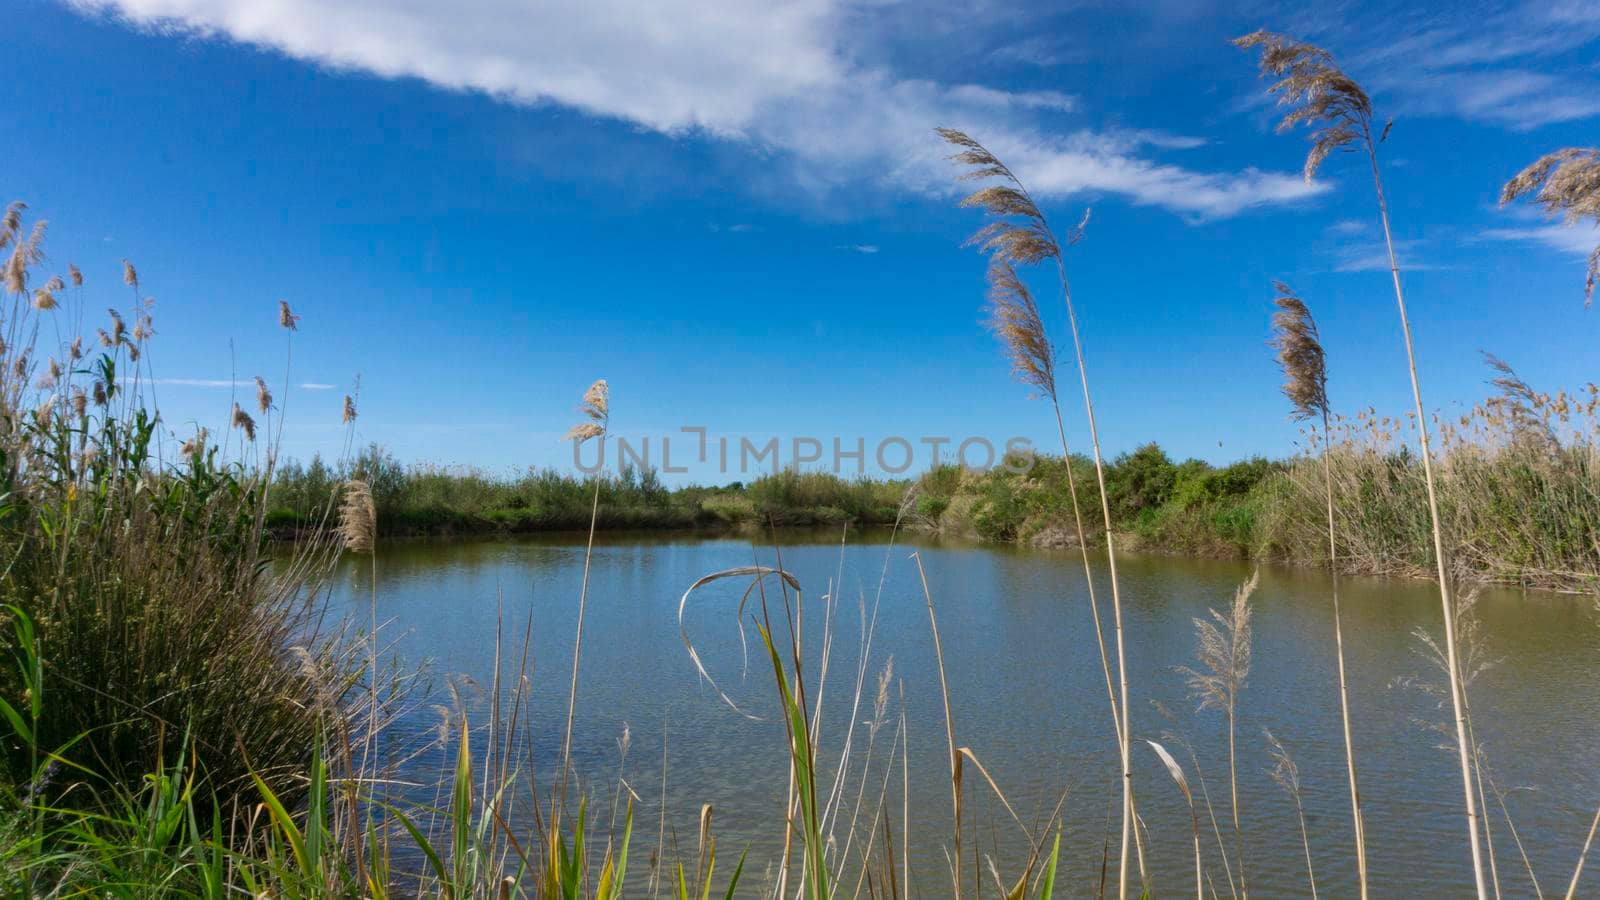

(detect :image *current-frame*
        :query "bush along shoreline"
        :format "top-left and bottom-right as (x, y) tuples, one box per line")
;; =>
(269, 385), (1600, 595)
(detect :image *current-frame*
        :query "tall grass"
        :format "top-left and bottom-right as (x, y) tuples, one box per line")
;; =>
(1268, 284), (1367, 894)
(1237, 33), (1488, 894)
(939, 127), (1142, 899)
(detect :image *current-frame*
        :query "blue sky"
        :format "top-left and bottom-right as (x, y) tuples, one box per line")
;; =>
(6, 0), (1598, 482)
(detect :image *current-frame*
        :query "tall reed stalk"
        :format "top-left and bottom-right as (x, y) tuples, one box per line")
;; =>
(559, 378), (610, 818)
(1179, 571), (1257, 896)
(938, 128), (1140, 899)
(1268, 283), (1367, 896)
(977, 253), (1147, 887)
(1236, 32), (1487, 898)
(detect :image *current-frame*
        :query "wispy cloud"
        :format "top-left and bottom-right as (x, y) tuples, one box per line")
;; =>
(68, 0), (1320, 219)
(300, 382), (336, 390)
(836, 244), (879, 254)
(1337, 2), (1600, 130)
(1484, 223), (1599, 257)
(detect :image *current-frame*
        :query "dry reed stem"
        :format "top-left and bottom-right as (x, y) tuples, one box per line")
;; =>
(911, 550), (963, 898)
(1239, 31), (1488, 899)
(1264, 729), (1317, 899)
(1270, 284), (1368, 896)
(939, 126), (1142, 898)
(557, 377), (609, 825)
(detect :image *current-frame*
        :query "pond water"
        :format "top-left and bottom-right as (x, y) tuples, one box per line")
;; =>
(331, 529), (1599, 897)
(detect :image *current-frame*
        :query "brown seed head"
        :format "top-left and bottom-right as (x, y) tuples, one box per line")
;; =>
(68, 263), (82, 287)
(254, 376), (273, 414)
(122, 259), (138, 290)
(1234, 30), (1374, 182)
(938, 128), (1062, 266)
(342, 394), (357, 424)
(1499, 148), (1600, 306)
(338, 479), (378, 553)
(985, 257), (1056, 401)
(232, 403), (257, 441)
(1268, 282), (1329, 421)
(279, 300), (300, 330)
(566, 378), (609, 443)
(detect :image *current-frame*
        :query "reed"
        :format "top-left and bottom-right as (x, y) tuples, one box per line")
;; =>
(1146, 739), (1203, 900)
(1268, 283), (1367, 895)
(1178, 570), (1257, 896)
(558, 377), (609, 819)
(939, 126), (1141, 899)
(1237, 31), (1488, 898)
(1263, 729), (1317, 899)
(1500, 148), (1600, 306)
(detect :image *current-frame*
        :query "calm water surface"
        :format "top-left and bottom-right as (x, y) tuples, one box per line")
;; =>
(331, 530), (1599, 897)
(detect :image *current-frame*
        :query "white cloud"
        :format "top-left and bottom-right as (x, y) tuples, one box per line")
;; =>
(1348, 2), (1600, 130)
(836, 244), (879, 254)
(1485, 223), (1599, 257)
(69, 0), (1322, 219)
(300, 382), (336, 390)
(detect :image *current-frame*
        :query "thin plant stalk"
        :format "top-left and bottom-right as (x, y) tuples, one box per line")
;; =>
(940, 130), (1139, 897)
(1270, 284), (1368, 896)
(1564, 803), (1600, 899)
(1368, 127), (1488, 900)
(558, 379), (610, 822)
(912, 551), (962, 898)
(1236, 34), (1487, 896)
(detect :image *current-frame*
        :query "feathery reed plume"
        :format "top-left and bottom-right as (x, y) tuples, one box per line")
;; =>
(254, 376), (273, 415)
(1232, 31), (1374, 183)
(337, 480), (377, 553)
(557, 377), (610, 824)
(180, 427), (207, 457)
(940, 125), (1143, 898)
(1265, 729), (1317, 899)
(31, 287), (57, 311)
(68, 263), (82, 287)
(342, 394), (357, 424)
(1499, 148), (1600, 306)
(70, 387), (86, 417)
(68, 336), (82, 361)
(1238, 32), (1487, 898)
(1179, 569), (1257, 896)
(231, 403), (256, 442)
(1270, 284), (1327, 421)
(1269, 284), (1367, 895)
(278, 299), (300, 330)
(1146, 740), (1203, 900)
(1482, 352), (1554, 449)
(0, 201), (23, 246)
(122, 259), (138, 290)
(985, 258), (1056, 399)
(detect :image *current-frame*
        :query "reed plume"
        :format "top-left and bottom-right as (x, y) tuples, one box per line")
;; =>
(1482, 352), (1554, 449)
(1239, 31), (1487, 898)
(279, 300), (300, 330)
(1499, 148), (1599, 306)
(1179, 569), (1257, 896)
(985, 258), (1056, 399)
(68, 263), (82, 287)
(342, 394), (357, 424)
(1264, 729), (1317, 899)
(1269, 283), (1366, 896)
(254, 376), (273, 415)
(337, 479), (377, 553)
(231, 403), (257, 442)
(557, 377), (610, 824)
(940, 126), (1142, 898)
(122, 259), (138, 290)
